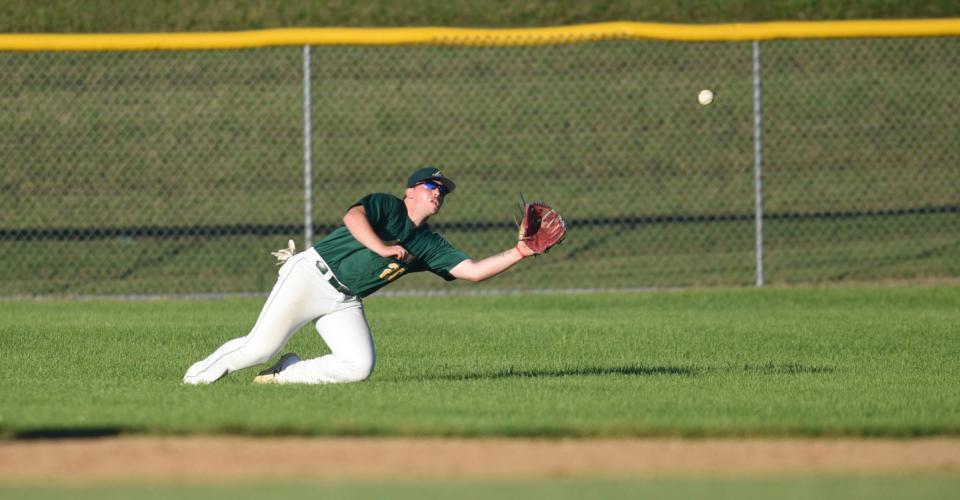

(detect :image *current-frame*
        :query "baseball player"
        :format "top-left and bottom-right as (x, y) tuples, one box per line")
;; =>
(183, 167), (565, 385)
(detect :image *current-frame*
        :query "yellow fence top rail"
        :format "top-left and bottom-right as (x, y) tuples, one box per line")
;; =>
(3, 19), (960, 51)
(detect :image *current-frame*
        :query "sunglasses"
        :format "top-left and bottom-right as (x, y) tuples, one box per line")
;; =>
(420, 180), (449, 196)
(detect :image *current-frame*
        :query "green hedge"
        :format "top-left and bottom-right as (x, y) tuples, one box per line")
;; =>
(3, 0), (960, 33)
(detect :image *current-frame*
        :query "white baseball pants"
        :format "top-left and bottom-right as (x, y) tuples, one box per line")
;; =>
(182, 247), (375, 385)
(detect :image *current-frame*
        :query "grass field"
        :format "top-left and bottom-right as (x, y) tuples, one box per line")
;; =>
(2, 286), (959, 498)
(2, 475), (960, 500)
(2, 286), (958, 438)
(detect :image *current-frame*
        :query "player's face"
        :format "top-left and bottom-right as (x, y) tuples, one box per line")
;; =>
(414, 181), (447, 213)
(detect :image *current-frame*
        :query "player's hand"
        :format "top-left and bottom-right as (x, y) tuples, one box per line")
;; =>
(271, 239), (297, 265)
(516, 240), (534, 258)
(378, 244), (408, 261)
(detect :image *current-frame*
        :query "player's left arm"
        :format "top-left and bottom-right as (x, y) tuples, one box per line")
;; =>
(448, 242), (533, 282)
(343, 204), (409, 260)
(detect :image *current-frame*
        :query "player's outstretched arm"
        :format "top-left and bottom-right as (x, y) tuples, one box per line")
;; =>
(449, 242), (532, 282)
(450, 199), (567, 283)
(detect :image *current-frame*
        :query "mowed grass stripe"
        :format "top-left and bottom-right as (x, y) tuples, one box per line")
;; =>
(0, 286), (958, 438)
(3, 475), (960, 500)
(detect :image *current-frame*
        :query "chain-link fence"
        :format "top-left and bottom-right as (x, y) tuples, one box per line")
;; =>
(2, 33), (958, 297)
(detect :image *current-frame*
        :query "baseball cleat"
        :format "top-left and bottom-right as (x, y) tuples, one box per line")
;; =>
(253, 353), (300, 384)
(252, 373), (278, 384)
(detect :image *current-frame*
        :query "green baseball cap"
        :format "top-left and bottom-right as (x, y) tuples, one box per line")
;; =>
(406, 167), (456, 194)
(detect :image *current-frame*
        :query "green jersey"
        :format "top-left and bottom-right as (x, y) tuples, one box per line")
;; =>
(312, 193), (470, 298)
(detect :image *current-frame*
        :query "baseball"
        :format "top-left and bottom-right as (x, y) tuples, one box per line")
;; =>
(698, 89), (714, 105)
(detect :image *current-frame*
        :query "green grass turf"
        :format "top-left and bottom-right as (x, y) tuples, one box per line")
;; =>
(2, 475), (959, 500)
(1, 286), (958, 438)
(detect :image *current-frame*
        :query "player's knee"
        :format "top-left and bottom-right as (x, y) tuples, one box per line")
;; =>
(344, 355), (375, 383)
(352, 361), (375, 382)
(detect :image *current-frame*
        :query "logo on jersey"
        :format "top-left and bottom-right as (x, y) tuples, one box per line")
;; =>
(379, 262), (406, 281)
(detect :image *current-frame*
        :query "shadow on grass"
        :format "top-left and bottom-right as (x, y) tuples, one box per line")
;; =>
(427, 364), (696, 381)
(11, 426), (125, 440)
(421, 362), (834, 381)
(727, 363), (835, 375)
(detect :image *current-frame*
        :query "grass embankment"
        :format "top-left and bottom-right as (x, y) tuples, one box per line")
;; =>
(2, 0), (960, 32)
(4, 39), (958, 294)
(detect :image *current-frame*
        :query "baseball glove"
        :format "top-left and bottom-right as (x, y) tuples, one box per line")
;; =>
(516, 199), (566, 255)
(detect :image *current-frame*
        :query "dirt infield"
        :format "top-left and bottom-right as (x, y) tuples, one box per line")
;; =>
(2, 437), (959, 482)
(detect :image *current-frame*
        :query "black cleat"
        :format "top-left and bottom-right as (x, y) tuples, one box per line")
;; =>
(253, 353), (300, 384)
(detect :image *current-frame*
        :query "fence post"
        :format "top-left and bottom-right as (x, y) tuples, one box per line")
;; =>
(303, 45), (314, 247)
(752, 40), (765, 287)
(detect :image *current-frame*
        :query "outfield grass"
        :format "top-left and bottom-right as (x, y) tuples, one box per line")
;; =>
(2, 475), (959, 500)
(1, 286), (958, 438)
